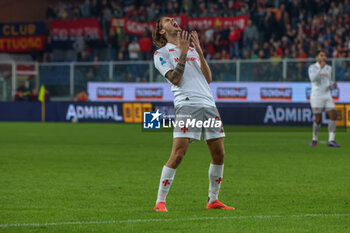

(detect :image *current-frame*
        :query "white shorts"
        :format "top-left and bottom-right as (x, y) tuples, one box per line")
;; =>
(173, 106), (225, 143)
(310, 97), (335, 114)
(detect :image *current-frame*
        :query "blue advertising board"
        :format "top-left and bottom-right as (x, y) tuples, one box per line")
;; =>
(1, 102), (345, 127)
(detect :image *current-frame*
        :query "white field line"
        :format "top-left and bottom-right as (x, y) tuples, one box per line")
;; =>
(0, 213), (349, 228)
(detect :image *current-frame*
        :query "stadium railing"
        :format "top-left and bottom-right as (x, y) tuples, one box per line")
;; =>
(1, 58), (349, 101)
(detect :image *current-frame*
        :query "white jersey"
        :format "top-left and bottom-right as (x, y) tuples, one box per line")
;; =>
(154, 43), (215, 108)
(308, 62), (333, 99)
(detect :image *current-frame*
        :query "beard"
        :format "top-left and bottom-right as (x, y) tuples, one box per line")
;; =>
(168, 29), (179, 37)
(165, 26), (181, 37)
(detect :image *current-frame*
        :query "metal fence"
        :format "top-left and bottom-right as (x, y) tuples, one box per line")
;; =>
(1, 58), (350, 101)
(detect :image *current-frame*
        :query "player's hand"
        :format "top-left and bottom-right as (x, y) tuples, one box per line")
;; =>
(178, 31), (190, 55)
(333, 82), (337, 89)
(190, 31), (202, 53)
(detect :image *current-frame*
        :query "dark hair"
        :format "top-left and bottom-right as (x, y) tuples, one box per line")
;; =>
(152, 17), (167, 48)
(316, 50), (326, 56)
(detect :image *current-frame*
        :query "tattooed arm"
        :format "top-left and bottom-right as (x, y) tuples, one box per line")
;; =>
(165, 31), (190, 86)
(165, 53), (187, 86)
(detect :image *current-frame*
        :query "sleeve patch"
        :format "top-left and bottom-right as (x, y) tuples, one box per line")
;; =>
(159, 57), (167, 65)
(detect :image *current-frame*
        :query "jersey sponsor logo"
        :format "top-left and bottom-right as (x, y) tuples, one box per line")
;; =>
(306, 87), (340, 100)
(97, 87), (124, 100)
(135, 88), (163, 100)
(169, 49), (175, 52)
(174, 56), (199, 63)
(159, 57), (166, 65)
(216, 87), (247, 100)
(260, 87), (292, 101)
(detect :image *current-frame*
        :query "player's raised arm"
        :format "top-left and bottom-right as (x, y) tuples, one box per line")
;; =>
(308, 64), (321, 82)
(191, 31), (212, 84)
(309, 51), (327, 82)
(165, 31), (190, 86)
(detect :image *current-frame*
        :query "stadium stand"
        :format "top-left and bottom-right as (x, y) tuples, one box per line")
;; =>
(1, 0), (350, 101)
(39, 0), (350, 63)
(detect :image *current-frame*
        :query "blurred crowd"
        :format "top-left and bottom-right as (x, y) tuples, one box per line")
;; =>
(44, 0), (350, 62)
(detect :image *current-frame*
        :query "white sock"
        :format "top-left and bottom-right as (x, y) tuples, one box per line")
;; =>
(328, 120), (336, 142)
(156, 166), (176, 204)
(313, 122), (321, 141)
(208, 163), (224, 204)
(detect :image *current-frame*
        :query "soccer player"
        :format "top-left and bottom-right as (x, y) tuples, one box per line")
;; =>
(308, 50), (340, 147)
(152, 17), (235, 212)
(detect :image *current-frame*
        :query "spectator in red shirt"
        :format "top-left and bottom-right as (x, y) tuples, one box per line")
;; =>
(14, 91), (26, 101)
(234, 0), (242, 11)
(29, 88), (39, 102)
(207, 41), (217, 59)
(229, 24), (242, 59)
(297, 48), (307, 59)
(76, 91), (88, 102)
(139, 30), (153, 60)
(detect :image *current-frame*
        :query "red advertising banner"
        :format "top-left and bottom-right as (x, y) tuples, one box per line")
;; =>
(0, 35), (45, 52)
(111, 15), (248, 36)
(166, 14), (188, 28)
(123, 18), (156, 36)
(220, 15), (249, 29)
(187, 15), (248, 30)
(111, 18), (125, 28)
(50, 18), (103, 41)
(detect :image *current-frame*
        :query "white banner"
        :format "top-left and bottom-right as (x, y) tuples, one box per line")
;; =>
(88, 82), (174, 102)
(88, 82), (350, 103)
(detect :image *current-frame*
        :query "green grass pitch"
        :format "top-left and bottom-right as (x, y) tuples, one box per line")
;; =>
(0, 122), (349, 233)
